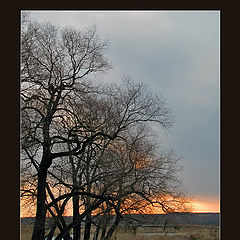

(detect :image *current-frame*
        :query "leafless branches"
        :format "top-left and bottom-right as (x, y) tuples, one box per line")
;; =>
(20, 14), (189, 240)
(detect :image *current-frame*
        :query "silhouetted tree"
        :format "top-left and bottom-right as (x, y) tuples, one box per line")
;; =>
(21, 14), (111, 240)
(21, 13), (189, 240)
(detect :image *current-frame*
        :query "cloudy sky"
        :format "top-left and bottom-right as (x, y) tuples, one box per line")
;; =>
(27, 10), (220, 212)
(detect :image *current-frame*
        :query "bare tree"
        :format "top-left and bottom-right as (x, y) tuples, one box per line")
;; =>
(35, 78), (175, 240)
(21, 15), (187, 240)
(90, 131), (190, 240)
(56, 76), (173, 230)
(21, 15), (111, 240)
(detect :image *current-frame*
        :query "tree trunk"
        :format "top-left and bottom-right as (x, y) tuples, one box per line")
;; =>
(46, 221), (71, 240)
(93, 223), (101, 240)
(46, 183), (72, 240)
(54, 199), (103, 240)
(100, 226), (106, 240)
(46, 222), (57, 240)
(47, 221), (72, 240)
(73, 194), (81, 240)
(104, 214), (121, 240)
(31, 168), (48, 240)
(84, 166), (92, 240)
(100, 218), (107, 240)
(84, 212), (92, 240)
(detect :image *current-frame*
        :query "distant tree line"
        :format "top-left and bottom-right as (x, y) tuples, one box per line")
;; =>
(20, 12), (191, 240)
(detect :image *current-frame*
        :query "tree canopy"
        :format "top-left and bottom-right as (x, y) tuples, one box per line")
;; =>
(21, 13), (191, 240)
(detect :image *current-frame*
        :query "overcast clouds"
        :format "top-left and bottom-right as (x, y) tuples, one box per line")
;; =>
(28, 10), (220, 207)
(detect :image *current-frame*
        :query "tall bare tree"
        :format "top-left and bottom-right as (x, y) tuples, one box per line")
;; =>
(21, 15), (111, 240)
(89, 130), (190, 240)
(44, 78), (175, 240)
(21, 14), (187, 240)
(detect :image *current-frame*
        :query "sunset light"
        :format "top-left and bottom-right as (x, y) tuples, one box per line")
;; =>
(20, 10), (220, 240)
(191, 198), (220, 213)
(20, 195), (220, 218)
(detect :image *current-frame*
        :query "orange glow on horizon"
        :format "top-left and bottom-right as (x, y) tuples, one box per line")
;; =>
(20, 194), (220, 218)
(191, 198), (220, 213)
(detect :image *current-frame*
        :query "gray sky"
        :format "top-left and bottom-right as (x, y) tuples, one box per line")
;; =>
(27, 10), (220, 209)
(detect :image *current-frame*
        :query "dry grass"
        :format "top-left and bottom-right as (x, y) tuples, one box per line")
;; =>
(21, 224), (220, 240)
(111, 225), (220, 240)
(21, 224), (34, 240)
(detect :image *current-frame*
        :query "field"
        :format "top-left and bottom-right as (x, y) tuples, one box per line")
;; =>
(21, 224), (220, 240)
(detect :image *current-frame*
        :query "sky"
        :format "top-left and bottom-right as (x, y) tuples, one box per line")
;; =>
(26, 10), (220, 213)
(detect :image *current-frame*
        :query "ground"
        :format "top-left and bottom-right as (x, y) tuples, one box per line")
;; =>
(21, 224), (220, 240)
